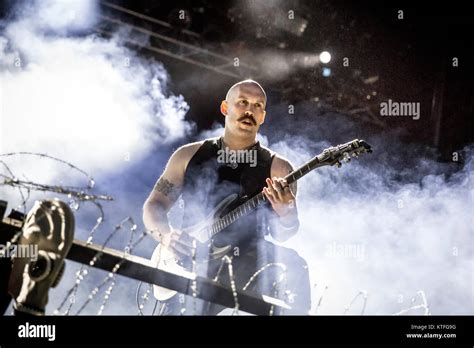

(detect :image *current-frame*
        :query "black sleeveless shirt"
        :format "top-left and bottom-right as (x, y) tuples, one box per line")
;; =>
(181, 137), (275, 250)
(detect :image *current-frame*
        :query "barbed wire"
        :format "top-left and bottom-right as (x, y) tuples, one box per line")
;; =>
(0, 152), (113, 277)
(54, 217), (142, 315)
(74, 228), (148, 315)
(313, 284), (329, 315)
(2, 176), (113, 202)
(242, 262), (288, 315)
(0, 160), (29, 214)
(211, 257), (290, 315)
(136, 281), (159, 315)
(344, 290), (368, 315)
(0, 152), (148, 316)
(311, 285), (430, 316)
(55, 212), (106, 315)
(0, 152), (94, 185)
(97, 218), (139, 315)
(394, 290), (431, 315)
(0, 152), (113, 214)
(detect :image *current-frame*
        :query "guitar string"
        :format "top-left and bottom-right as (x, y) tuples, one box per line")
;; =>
(209, 160), (312, 235)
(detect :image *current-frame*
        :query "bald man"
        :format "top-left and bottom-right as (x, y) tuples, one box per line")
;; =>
(143, 80), (310, 315)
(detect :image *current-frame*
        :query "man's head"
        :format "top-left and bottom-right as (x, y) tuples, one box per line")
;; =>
(220, 79), (267, 137)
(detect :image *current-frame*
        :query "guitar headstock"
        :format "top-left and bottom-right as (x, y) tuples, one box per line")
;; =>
(319, 139), (372, 167)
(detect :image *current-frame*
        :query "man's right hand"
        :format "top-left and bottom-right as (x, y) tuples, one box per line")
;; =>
(161, 229), (195, 258)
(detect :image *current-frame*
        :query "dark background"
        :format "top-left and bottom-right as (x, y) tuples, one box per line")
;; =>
(1, 0), (472, 158)
(100, 0), (473, 157)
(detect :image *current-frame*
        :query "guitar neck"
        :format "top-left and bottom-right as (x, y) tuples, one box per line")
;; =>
(284, 152), (329, 184)
(208, 152), (328, 238)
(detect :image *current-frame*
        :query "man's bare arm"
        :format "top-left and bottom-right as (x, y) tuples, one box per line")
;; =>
(143, 142), (202, 242)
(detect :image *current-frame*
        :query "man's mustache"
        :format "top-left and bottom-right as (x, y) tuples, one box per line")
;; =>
(237, 114), (256, 125)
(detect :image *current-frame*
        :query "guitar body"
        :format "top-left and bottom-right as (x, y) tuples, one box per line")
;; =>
(151, 193), (238, 301)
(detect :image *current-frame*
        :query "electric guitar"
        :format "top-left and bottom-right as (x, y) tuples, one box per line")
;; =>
(151, 138), (372, 300)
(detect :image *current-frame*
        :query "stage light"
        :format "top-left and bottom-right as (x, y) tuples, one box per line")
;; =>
(322, 67), (331, 77)
(319, 51), (331, 64)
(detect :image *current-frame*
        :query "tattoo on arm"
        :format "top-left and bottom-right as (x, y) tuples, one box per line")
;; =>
(155, 178), (175, 197)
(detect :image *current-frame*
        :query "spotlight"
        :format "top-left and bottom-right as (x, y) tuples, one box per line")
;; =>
(319, 51), (331, 64)
(322, 67), (331, 77)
